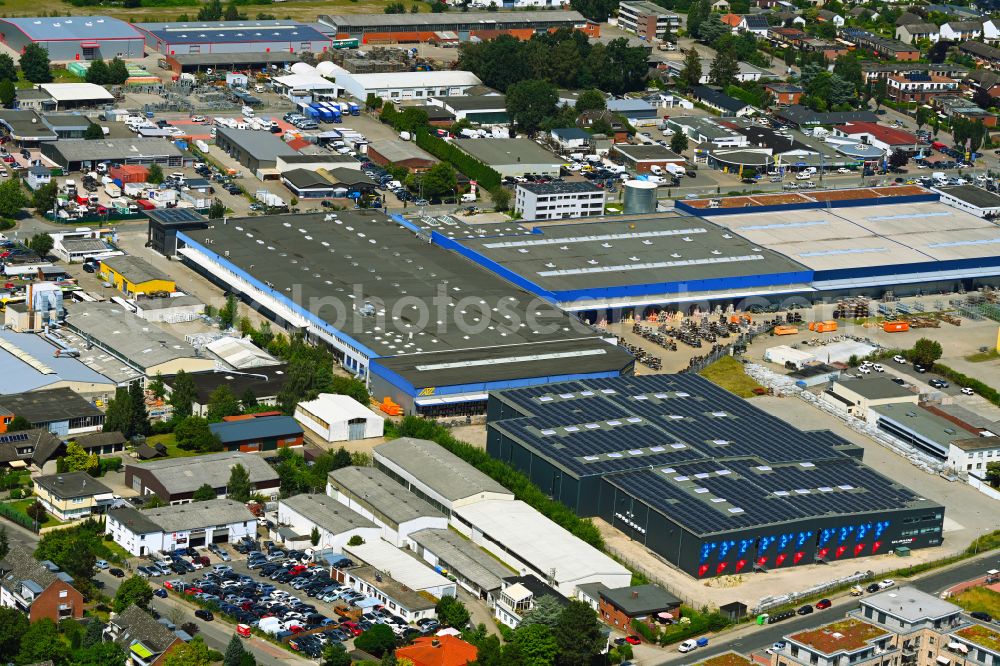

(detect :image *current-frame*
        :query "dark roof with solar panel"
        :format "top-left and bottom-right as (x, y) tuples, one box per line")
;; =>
(490, 374), (939, 536)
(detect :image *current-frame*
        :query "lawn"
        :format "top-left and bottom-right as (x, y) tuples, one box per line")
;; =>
(966, 349), (1000, 363)
(139, 433), (200, 460)
(7, 499), (65, 529)
(698, 356), (764, 398)
(15, 68), (84, 90)
(952, 587), (1000, 618)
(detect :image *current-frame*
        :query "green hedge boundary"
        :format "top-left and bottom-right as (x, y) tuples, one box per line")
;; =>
(414, 131), (502, 191)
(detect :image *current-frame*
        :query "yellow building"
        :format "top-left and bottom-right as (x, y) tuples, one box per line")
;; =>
(33, 471), (114, 521)
(99, 256), (175, 297)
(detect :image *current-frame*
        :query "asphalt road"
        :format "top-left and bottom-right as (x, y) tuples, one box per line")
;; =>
(655, 551), (1000, 666)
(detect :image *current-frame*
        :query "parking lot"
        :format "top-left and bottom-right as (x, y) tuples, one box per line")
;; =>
(131, 536), (441, 661)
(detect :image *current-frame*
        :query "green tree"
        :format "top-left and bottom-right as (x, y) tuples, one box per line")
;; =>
(147, 163), (164, 185)
(520, 595), (563, 629)
(104, 385), (147, 440)
(208, 199), (227, 219)
(506, 79), (558, 134)
(0, 53), (16, 82)
(128, 380), (150, 438)
(347, 534), (365, 546)
(144, 495), (166, 508)
(911, 338), (944, 368)
(28, 232), (54, 258)
(113, 576), (154, 613)
(82, 618), (105, 648)
(678, 48), (703, 91)
(322, 642), (353, 666)
(240, 389), (258, 410)
(436, 595), (471, 628)
(0, 606), (29, 657)
(169, 369), (197, 420)
(64, 441), (99, 474)
(354, 624), (396, 656)
(709, 48), (739, 88)
(108, 57), (130, 85)
(490, 186), (511, 212)
(84, 123), (105, 140)
(224, 2), (241, 20)
(0, 527), (7, 560)
(574, 88), (605, 113)
(419, 162), (458, 200)
(197, 0), (223, 20)
(916, 106), (934, 131)
(224, 633), (248, 666)
(163, 636), (214, 666)
(6, 415), (31, 432)
(31, 180), (58, 214)
(192, 483), (217, 502)
(174, 416), (222, 453)
(86, 58), (110, 85)
(20, 43), (52, 83)
(227, 463), (252, 502)
(394, 107), (430, 133)
(16, 618), (66, 665)
(219, 293), (238, 330)
(310, 525), (320, 546)
(149, 372), (166, 400)
(986, 461), (1000, 489)
(206, 385), (241, 422)
(512, 623), (559, 666)
(67, 641), (127, 666)
(0, 177), (28, 219)
(0, 79), (15, 109)
(555, 601), (603, 666)
(670, 131), (689, 155)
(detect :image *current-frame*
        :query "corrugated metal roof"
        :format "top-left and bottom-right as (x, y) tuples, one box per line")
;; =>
(134, 20), (328, 45)
(0, 329), (115, 394)
(0, 16), (143, 41)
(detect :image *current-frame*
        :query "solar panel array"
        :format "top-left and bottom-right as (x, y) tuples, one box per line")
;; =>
(492, 374), (931, 535)
(0, 432), (29, 445)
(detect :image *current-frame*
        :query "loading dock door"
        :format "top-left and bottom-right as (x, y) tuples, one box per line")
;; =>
(189, 531), (206, 547)
(348, 418), (366, 440)
(212, 531), (229, 544)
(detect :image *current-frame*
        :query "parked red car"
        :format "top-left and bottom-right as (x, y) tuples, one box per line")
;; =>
(815, 599), (832, 610)
(342, 621), (362, 637)
(625, 636), (642, 645)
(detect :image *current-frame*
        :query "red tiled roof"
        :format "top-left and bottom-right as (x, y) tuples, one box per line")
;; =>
(721, 13), (743, 26)
(395, 635), (478, 666)
(834, 121), (918, 145)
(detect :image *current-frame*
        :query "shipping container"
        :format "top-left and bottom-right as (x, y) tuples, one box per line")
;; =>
(773, 325), (798, 336)
(883, 321), (910, 332)
(110, 164), (149, 184)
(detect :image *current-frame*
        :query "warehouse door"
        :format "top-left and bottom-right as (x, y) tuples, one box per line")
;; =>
(212, 531), (230, 544)
(189, 530), (206, 547)
(347, 418), (366, 440)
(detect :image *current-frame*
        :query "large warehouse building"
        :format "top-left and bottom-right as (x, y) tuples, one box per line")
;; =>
(486, 374), (945, 578)
(445, 187), (1000, 313)
(317, 11), (599, 44)
(172, 210), (633, 417)
(0, 16), (145, 60)
(134, 20), (331, 56)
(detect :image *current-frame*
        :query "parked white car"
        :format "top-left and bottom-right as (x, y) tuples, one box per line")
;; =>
(678, 640), (699, 653)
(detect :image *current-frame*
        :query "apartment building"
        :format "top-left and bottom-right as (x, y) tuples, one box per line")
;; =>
(617, 0), (681, 40)
(887, 74), (960, 103)
(514, 182), (605, 221)
(0, 544), (83, 623)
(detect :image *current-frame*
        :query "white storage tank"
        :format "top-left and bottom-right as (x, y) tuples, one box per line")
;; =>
(623, 180), (657, 215)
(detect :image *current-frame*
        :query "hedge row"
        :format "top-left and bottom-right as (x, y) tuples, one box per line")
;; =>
(631, 608), (729, 646)
(0, 502), (36, 531)
(391, 417), (604, 549)
(414, 131), (502, 190)
(931, 363), (1000, 407)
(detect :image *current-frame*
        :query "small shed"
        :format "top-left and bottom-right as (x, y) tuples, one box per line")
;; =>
(294, 393), (385, 443)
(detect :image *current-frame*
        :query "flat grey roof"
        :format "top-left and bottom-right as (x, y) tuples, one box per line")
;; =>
(950, 436), (1000, 451)
(452, 138), (561, 167)
(620, 0), (677, 15)
(280, 493), (377, 534)
(44, 138), (183, 162)
(0, 328), (114, 394)
(141, 498), (255, 533)
(862, 586), (961, 621)
(518, 181), (603, 195)
(614, 144), (684, 162)
(0, 387), (103, 423)
(178, 210), (605, 359)
(128, 451), (278, 494)
(327, 466), (444, 525)
(936, 184), (1000, 209)
(34, 471), (112, 499)
(836, 377), (916, 401)
(410, 528), (512, 592)
(169, 52), (300, 66)
(601, 583), (681, 615)
(367, 140), (436, 164)
(0, 110), (57, 140)
(872, 403), (974, 446)
(64, 301), (203, 371)
(436, 95), (507, 111)
(321, 10), (588, 28)
(102, 255), (171, 285)
(374, 437), (513, 501)
(216, 127), (298, 162)
(456, 214), (809, 293)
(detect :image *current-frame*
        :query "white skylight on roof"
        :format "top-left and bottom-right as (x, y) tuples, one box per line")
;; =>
(564, 426), (579, 432)
(818, 486), (833, 492)
(728, 507), (745, 514)
(650, 446), (666, 452)
(694, 473), (710, 479)
(800, 462), (815, 468)
(626, 417), (642, 423)
(584, 455), (599, 461)
(607, 420), (622, 426)
(601, 389), (616, 394)
(674, 476), (689, 482)
(628, 450), (643, 455)
(538, 396), (553, 402)
(634, 395), (648, 400)
(675, 392), (690, 397)
(710, 497), (726, 503)
(540, 429), (556, 436)
(756, 465), (772, 471)
(694, 487), (709, 494)
(654, 393), (669, 399)
(584, 423), (600, 429)
(774, 490), (790, 496)
(716, 469), (732, 475)
(671, 443), (686, 449)
(838, 484), (855, 490)
(607, 452), (623, 458)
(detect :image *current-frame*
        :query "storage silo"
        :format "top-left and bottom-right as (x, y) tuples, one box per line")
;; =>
(623, 180), (657, 215)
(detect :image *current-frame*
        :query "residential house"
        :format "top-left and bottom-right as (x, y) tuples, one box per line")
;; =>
(493, 576), (569, 629)
(616, 0), (681, 40)
(926, 4), (982, 20)
(105, 604), (183, 666)
(896, 23), (940, 44)
(691, 86), (756, 116)
(773, 11), (806, 27)
(816, 10), (844, 26)
(940, 20), (983, 41)
(800, 38), (851, 60)
(396, 635), (478, 666)
(960, 39), (1000, 64)
(0, 544), (83, 623)
(721, 13), (743, 32)
(33, 471), (114, 521)
(769, 26), (806, 47)
(862, 62), (968, 84)
(738, 14), (770, 37)
(934, 95), (998, 128)
(895, 12), (923, 26)
(594, 583), (682, 632)
(0, 429), (63, 469)
(765, 82), (804, 105)
(841, 29), (920, 60)
(947, 436), (1000, 478)
(982, 18), (1000, 42)
(25, 166), (51, 191)
(848, 6), (878, 22)
(577, 110), (629, 142)
(886, 73), (960, 103)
